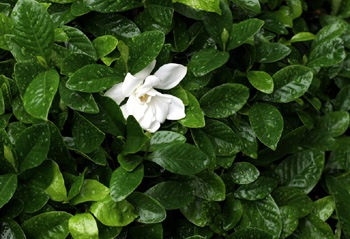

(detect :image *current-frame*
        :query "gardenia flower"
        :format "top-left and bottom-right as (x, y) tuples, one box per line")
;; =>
(105, 60), (187, 133)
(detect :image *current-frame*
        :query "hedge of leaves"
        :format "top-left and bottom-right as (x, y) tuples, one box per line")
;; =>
(1, 0), (350, 238)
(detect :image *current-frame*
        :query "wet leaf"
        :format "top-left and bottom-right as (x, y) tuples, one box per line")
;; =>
(279, 206), (299, 238)
(231, 162), (260, 185)
(70, 179), (109, 205)
(179, 91), (205, 128)
(255, 42), (291, 63)
(317, 111), (349, 137)
(149, 130), (186, 152)
(247, 71), (274, 94)
(83, 0), (142, 13)
(173, 0), (221, 14)
(68, 213), (98, 239)
(191, 171), (226, 201)
(15, 185), (49, 213)
(234, 176), (278, 200)
(122, 116), (149, 155)
(92, 35), (118, 59)
(222, 194), (243, 231)
(0, 173), (17, 209)
(311, 196), (335, 222)
(0, 221), (26, 239)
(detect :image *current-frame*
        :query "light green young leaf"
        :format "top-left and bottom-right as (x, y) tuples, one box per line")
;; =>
(69, 213), (98, 239)
(247, 71), (274, 94)
(172, 0), (221, 14)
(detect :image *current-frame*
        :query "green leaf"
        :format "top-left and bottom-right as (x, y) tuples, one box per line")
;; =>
(297, 215), (334, 239)
(147, 0), (174, 26)
(249, 103), (284, 150)
(227, 228), (273, 239)
(231, 0), (260, 13)
(255, 42), (291, 63)
(68, 213), (98, 239)
(26, 160), (67, 202)
(70, 179), (109, 205)
(172, 0), (221, 14)
(122, 116), (149, 155)
(23, 69), (59, 120)
(92, 35), (118, 59)
(202, 119), (241, 156)
(66, 64), (122, 93)
(60, 25), (97, 60)
(59, 53), (95, 76)
(239, 195), (282, 239)
(232, 120), (258, 159)
(110, 165), (144, 202)
(146, 181), (194, 210)
(129, 31), (165, 74)
(90, 196), (137, 227)
(317, 111), (349, 137)
(188, 48), (229, 77)
(72, 112), (105, 154)
(15, 185), (48, 214)
(289, 32), (316, 43)
(0, 198), (24, 221)
(0, 174), (17, 209)
(179, 91), (205, 128)
(247, 71), (274, 94)
(234, 176), (278, 200)
(231, 162), (260, 184)
(191, 129), (216, 165)
(14, 62), (44, 97)
(128, 224), (163, 239)
(279, 206), (299, 238)
(149, 130), (186, 152)
(11, 0), (54, 61)
(223, 194), (243, 231)
(275, 150), (325, 193)
(326, 175), (350, 237)
(147, 143), (209, 175)
(311, 196), (335, 222)
(334, 85), (350, 111)
(272, 186), (313, 218)
(59, 81), (99, 114)
(16, 124), (50, 173)
(22, 211), (71, 239)
(228, 18), (265, 50)
(128, 192), (166, 224)
(200, 83), (249, 118)
(0, 221), (26, 239)
(263, 65), (313, 103)
(191, 171), (226, 201)
(118, 154), (143, 172)
(83, 0), (142, 13)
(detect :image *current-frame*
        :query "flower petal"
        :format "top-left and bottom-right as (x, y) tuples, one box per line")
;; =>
(164, 94), (186, 120)
(122, 73), (143, 97)
(120, 104), (129, 119)
(104, 83), (125, 104)
(147, 121), (161, 133)
(153, 63), (187, 90)
(126, 95), (148, 121)
(135, 75), (161, 97)
(138, 104), (156, 130)
(151, 95), (171, 123)
(134, 60), (156, 81)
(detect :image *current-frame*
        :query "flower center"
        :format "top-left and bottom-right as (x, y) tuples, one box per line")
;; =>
(139, 94), (150, 103)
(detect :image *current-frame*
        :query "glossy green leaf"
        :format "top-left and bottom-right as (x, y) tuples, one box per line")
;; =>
(0, 221), (26, 239)
(234, 176), (278, 200)
(0, 174), (17, 209)
(280, 206), (299, 238)
(317, 111), (349, 137)
(232, 120), (258, 159)
(247, 71), (274, 94)
(231, 0), (260, 13)
(227, 228), (273, 239)
(122, 116), (149, 155)
(297, 215), (334, 239)
(202, 119), (241, 156)
(146, 181), (194, 210)
(188, 48), (229, 77)
(26, 160), (67, 202)
(67, 173), (84, 201)
(179, 91), (205, 128)
(72, 112), (105, 153)
(59, 53), (95, 76)
(255, 42), (291, 63)
(264, 65), (313, 103)
(0, 198), (24, 221)
(147, 0), (174, 26)
(191, 171), (226, 201)
(231, 162), (259, 184)
(66, 64), (122, 93)
(239, 195), (282, 238)
(200, 83), (249, 118)
(128, 192), (166, 224)
(83, 0), (142, 13)
(16, 124), (50, 173)
(11, 0), (54, 61)
(60, 25), (97, 60)
(68, 213), (98, 239)
(223, 194), (243, 231)
(173, 0), (221, 14)
(128, 31), (165, 74)
(14, 62), (43, 97)
(118, 154), (143, 172)
(149, 130), (186, 152)
(23, 69), (59, 120)
(249, 103), (284, 150)
(22, 211), (71, 239)
(110, 165), (143, 202)
(181, 198), (221, 227)
(289, 32), (316, 43)
(147, 143), (209, 175)
(59, 81), (99, 114)
(311, 196), (335, 222)
(272, 186), (313, 218)
(274, 150), (325, 193)
(228, 18), (264, 50)
(191, 129), (216, 165)
(92, 35), (118, 59)
(15, 185), (49, 213)
(70, 179), (109, 205)
(90, 196), (137, 227)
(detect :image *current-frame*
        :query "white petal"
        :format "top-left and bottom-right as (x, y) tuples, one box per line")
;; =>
(104, 83), (125, 104)
(135, 75), (161, 97)
(138, 105), (156, 130)
(120, 104), (129, 119)
(151, 95), (171, 123)
(153, 63), (187, 90)
(164, 94), (186, 120)
(122, 73), (143, 97)
(147, 121), (161, 133)
(134, 60), (156, 80)
(126, 95), (148, 121)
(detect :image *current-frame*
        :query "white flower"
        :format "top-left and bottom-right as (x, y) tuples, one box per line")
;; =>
(105, 60), (187, 133)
